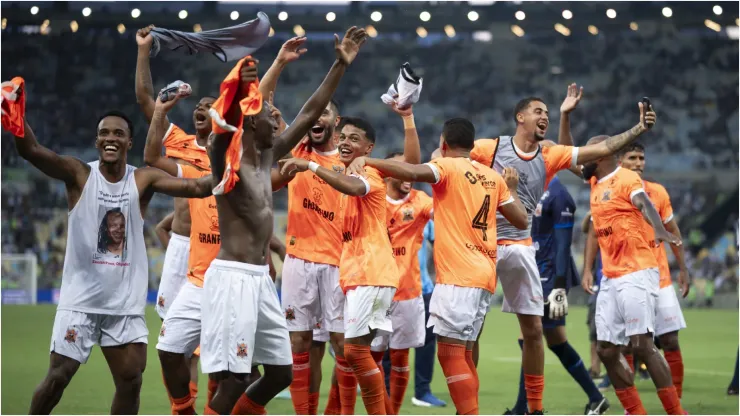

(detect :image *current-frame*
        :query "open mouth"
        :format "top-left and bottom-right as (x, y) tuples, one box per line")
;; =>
(400, 182), (412, 191)
(310, 125), (326, 140)
(339, 146), (353, 157)
(536, 121), (548, 131)
(194, 113), (208, 125)
(104, 145), (119, 154)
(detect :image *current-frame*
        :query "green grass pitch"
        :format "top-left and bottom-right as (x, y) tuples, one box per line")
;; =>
(2, 305), (738, 414)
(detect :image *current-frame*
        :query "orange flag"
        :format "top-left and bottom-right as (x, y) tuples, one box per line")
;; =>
(1, 77), (26, 137)
(208, 57), (263, 195)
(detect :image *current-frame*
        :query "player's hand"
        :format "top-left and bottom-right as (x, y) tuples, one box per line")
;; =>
(240, 58), (259, 88)
(502, 167), (519, 190)
(581, 270), (595, 295)
(334, 26), (368, 65)
(678, 269), (690, 298)
(656, 230), (681, 247)
(346, 157), (368, 177)
(547, 288), (568, 320)
(136, 25), (155, 49)
(389, 97), (413, 117)
(276, 36), (308, 65)
(278, 158), (310, 177)
(638, 101), (657, 131)
(560, 83), (583, 114)
(154, 88), (186, 113)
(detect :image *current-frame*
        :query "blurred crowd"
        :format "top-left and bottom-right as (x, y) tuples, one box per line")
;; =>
(1, 24), (737, 300)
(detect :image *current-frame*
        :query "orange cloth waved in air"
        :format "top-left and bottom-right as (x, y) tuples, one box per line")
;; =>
(643, 180), (675, 289)
(208, 56), (263, 195)
(1, 77), (26, 137)
(164, 124), (211, 171)
(589, 167), (658, 279)
(386, 189), (434, 301)
(181, 165), (220, 287)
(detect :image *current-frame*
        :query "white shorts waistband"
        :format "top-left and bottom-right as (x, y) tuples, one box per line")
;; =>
(210, 259), (269, 274)
(170, 233), (190, 243)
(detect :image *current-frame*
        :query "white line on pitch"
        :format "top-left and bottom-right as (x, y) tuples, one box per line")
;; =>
(486, 356), (732, 376)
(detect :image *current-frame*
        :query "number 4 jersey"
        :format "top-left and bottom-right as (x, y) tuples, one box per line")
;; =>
(425, 157), (513, 293)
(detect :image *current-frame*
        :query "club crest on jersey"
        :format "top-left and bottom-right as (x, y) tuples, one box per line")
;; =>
(210, 216), (220, 232)
(285, 307), (296, 321)
(158, 295), (165, 308)
(332, 165), (344, 173)
(64, 328), (78, 343)
(601, 190), (611, 202)
(313, 188), (323, 205)
(289, 236), (296, 246)
(236, 342), (248, 358)
(402, 207), (414, 222)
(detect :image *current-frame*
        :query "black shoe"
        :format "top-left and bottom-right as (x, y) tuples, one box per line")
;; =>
(525, 411), (544, 415)
(584, 398), (610, 415)
(728, 386), (739, 395)
(504, 409), (515, 415)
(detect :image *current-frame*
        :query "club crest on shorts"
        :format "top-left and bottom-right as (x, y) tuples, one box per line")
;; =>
(64, 328), (78, 343)
(157, 295), (165, 308)
(315, 321), (322, 329)
(236, 342), (248, 358)
(160, 325), (166, 337)
(285, 307), (296, 321)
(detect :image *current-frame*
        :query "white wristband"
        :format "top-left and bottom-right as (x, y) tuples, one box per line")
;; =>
(308, 161), (319, 173)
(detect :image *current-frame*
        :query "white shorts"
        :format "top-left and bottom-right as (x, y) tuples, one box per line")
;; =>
(427, 284), (492, 342)
(313, 328), (330, 343)
(654, 285), (687, 337)
(200, 259), (292, 374)
(157, 282), (202, 357)
(281, 255), (345, 333)
(371, 295), (426, 351)
(497, 244), (544, 316)
(156, 233), (190, 319)
(50, 310), (148, 364)
(344, 286), (396, 339)
(595, 268), (660, 346)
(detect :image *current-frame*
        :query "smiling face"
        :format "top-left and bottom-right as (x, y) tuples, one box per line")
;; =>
(192, 97), (215, 133)
(337, 124), (374, 165)
(95, 116), (132, 164)
(309, 102), (340, 146)
(516, 100), (549, 141)
(386, 155), (412, 195)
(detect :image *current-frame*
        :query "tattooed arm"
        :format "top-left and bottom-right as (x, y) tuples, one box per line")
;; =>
(631, 192), (680, 246)
(575, 102), (655, 164)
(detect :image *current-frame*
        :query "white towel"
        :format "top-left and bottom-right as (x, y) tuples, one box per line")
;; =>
(380, 63), (423, 110)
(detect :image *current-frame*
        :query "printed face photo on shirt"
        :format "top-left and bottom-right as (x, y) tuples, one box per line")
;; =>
(95, 206), (127, 260)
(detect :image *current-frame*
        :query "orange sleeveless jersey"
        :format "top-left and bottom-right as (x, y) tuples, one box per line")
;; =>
(285, 143), (344, 266)
(163, 124), (211, 171)
(643, 180), (675, 288)
(181, 165), (220, 287)
(386, 189), (434, 301)
(589, 167), (658, 279)
(425, 157), (513, 293)
(339, 166), (399, 290)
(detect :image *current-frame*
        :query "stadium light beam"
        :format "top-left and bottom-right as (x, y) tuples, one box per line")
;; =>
(420, 11), (431, 22)
(31, 6), (39, 15)
(70, 20), (78, 32)
(562, 10), (572, 20)
(588, 25), (599, 35)
(713, 5), (722, 16)
(293, 24), (305, 37)
(178, 10), (188, 19)
(444, 24), (456, 37)
(606, 9), (616, 19)
(326, 12), (336, 22)
(468, 11), (480, 21)
(117, 23), (126, 34)
(515, 11), (525, 21)
(2, 18), (7, 30)
(511, 24), (524, 37)
(370, 11), (382, 22)
(554, 23), (570, 36)
(662, 7), (672, 18)
(131, 8), (141, 19)
(193, 24), (202, 33)
(230, 11), (239, 21)
(416, 26), (428, 38)
(278, 11), (288, 21)
(704, 19), (721, 32)
(366, 25), (378, 38)
(82, 7), (91, 17)
(630, 22), (638, 31)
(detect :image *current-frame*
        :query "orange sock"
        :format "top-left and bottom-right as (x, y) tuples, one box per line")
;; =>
(464, 349), (479, 396)
(615, 386), (647, 415)
(308, 392), (319, 415)
(171, 395), (196, 415)
(657, 386), (685, 415)
(370, 350), (394, 415)
(524, 374), (544, 413)
(390, 349), (410, 414)
(289, 352), (311, 415)
(625, 353), (635, 373)
(664, 350), (684, 398)
(190, 381), (199, 401)
(438, 342), (478, 415)
(207, 379), (219, 409)
(345, 344), (386, 415)
(205, 405), (219, 415)
(335, 357), (358, 415)
(324, 380), (341, 415)
(231, 393), (266, 415)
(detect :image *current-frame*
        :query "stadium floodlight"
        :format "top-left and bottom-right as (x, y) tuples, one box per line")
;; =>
(1, 253), (38, 304)
(131, 8), (141, 19)
(511, 24), (524, 37)
(70, 20), (78, 32)
(444, 24), (456, 37)
(366, 25), (378, 38)
(554, 23), (570, 36)
(326, 12), (336, 22)
(178, 10), (188, 19)
(515, 11), (525, 21)
(420, 11), (431, 22)
(371, 11), (382, 22)
(705, 19), (721, 32)
(30, 6), (39, 15)
(193, 24), (202, 33)
(630, 21), (638, 31)
(278, 11), (288, 21)
(662, 7), (672, 18)
(293, 24), (305, 36)
(736, 18), (739, 26)
(416, 26), (428, 38)
(230, 11), (240, 21)
(117, 23), (126, 34)
(562, 10), (572, 20)
(713, 5), (722, 16)
(2, 18), (7, 30)
(468, 11), (480, 21)
(269, 27), (275, 37)
(588, 25), (599, 35)
(82, 7), (91, 17)
(606, 9), (616, 19)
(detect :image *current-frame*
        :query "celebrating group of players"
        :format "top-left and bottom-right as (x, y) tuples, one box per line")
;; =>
(4, 21), (691, 416)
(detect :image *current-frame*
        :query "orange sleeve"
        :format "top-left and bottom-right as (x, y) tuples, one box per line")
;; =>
(162, 124), (188, 148)
(470, 138), (498, 168)
(179, 164), (198, 179)
(621, 170), (646, 204)
(656, 185), (674, 224)
(542, 145), (578, 178)
(419, 192), (434, 220)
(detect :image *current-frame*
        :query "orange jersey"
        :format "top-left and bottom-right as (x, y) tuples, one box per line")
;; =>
(425, 157), (513, 292)
(589, 167), (658, 279)
(285, 143), (345, 266)
(163, 124), (211, 171)
(339, 167), (399, 290)
(181, 165), (220, 287)
(386, 189), (434, 301)
(643, 180), (675, 288)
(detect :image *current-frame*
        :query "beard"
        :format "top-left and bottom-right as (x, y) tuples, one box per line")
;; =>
(582, 163), (598, 180)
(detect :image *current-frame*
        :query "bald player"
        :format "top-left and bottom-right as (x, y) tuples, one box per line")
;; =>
(201, 27), (367, 415)
(580, 104), (685, 415)
(469, 91), (658, 414)
(343, 117), (528, 414)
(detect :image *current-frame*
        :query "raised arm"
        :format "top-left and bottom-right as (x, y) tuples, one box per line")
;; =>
(155, 211), (175, 249)
(143, 94), (186, 176)
(258, 37), (307, 104)
(14, 121), (89, 188)
(271, 27), (367, 162)
(665, 218), (690, 297)
(279, 158), (367, 196)
(388, 103), (421, 164)
(353, 157), (437, 183)
(135, 25), (158, 123)
(576, 102), (655, 165)
(558, 83), (583, 147)
(631, 192), (681, 246)
(138, 166), (213, 199)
